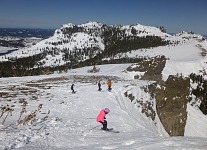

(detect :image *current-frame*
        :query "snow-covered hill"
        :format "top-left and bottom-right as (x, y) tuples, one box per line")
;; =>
(0, 21), (207, 149)
(0, 64), (207, 149)
(0, 22), (178, 63)
(0, 21), (206, 73)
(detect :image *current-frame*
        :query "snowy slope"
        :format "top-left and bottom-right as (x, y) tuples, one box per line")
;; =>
(0, 46), (15, 54)
(113, 37), (207, 80)
(0, 22), (207, 149)
(0, 64), (207, 149)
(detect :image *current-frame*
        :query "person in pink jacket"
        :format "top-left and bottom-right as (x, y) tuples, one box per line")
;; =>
(96, 108), (110, 130)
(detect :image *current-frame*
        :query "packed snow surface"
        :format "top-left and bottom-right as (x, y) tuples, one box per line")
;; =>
(0, 64), (207, 150)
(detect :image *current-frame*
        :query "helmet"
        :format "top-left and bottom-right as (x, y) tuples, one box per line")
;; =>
(104, 108), (110, 114)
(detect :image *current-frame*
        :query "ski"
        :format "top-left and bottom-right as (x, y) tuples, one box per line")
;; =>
(107, 130), (119, 133)
(101, 128), (119, 133)
(72, 91), (78, 94)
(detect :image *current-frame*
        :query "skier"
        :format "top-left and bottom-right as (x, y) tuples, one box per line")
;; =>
(107, 80), (112, 91)
(96, 108), (110, 131)
(98, 81), (102, 91)
(71, 84), (75, 93)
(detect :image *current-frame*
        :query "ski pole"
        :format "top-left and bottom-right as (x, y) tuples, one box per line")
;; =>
(89, 125), (101, 131)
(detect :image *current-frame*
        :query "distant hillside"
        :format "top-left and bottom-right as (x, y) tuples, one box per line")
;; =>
(0, 22), (173, 76)
(0, 21), (205, 77)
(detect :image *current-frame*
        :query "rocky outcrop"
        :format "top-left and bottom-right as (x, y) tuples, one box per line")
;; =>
(126, 55), (166, 82)
(154, 75), (190, 136)
(126, 57), (191, 136)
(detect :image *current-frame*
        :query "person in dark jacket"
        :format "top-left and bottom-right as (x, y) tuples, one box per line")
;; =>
(71, 84), (75, 93)
(98, 81), (102, 91)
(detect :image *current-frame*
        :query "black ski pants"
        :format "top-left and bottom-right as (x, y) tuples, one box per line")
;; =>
(99, 120), (107, 130)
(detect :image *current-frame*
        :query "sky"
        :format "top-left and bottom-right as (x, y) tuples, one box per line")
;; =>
(0, 0), (206, 34)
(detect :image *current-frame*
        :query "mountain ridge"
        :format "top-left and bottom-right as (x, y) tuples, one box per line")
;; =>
(0, 21), (172, 69)
(0, 21), (206, 80)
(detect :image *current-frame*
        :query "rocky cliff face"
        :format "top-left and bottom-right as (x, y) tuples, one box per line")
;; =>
(126, 57), (192, 136)
(154, 76), (190, 136)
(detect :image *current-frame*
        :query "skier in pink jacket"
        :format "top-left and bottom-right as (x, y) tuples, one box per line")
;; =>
(96, 108), (110, 131)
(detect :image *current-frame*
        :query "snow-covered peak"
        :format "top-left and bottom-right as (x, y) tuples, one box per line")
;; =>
(121, 23), (172, 38)
(61, 23), (75, 29)
(79, 21), (103, 28)
(174, 31), (204, 40)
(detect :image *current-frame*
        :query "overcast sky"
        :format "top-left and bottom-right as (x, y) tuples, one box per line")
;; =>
(0, 0), (206, 34)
